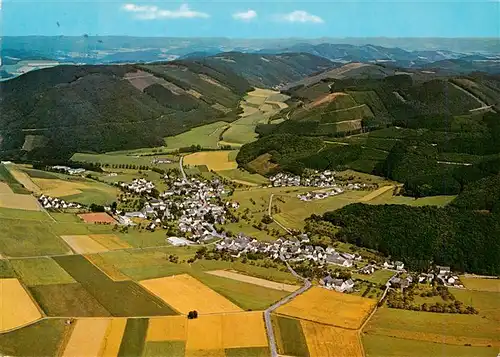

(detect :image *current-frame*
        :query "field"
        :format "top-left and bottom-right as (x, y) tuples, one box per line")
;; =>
(89, 234), (132, 250)
(0, 319), (68, 357)
(101, 318), (128, 356)
(0, 182), (41, 211)
(60, 235), (110, 254)
(118, 318), (149, 357)
(273, 190), (368, 230)
(0, 207), (49, 220)
(272, 314), (310, 356)
(139, 274), (243, 314)
(184, 151), (238, 172)
(10, 257), (75, 286)
(0, 278), (42, 332)
(460, 277), (500, 292)
(362, 334), (498, 357)
(352, 269), (395, 285)
(146, 316), (187, 342)
(72, 152), (178, 168)
(217, 169), (269, 186)
(207, 270), (298, 292)
(276, 287), (376, 329)
(367, 189), (456, 207)
(164, 121), (229, 150)
(364, 292), (500, 348)
(78, 212), (117, 224)
(53, 255), (176, 316)
(302, 320), (363, 357)
(359, 185), (396, 202)
(0, 218), (72, 257)
(0, 164), (31, 194)
(61, 318), (111, 357)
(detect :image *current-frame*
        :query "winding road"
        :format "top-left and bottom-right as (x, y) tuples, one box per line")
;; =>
(179, 156), (187, 181)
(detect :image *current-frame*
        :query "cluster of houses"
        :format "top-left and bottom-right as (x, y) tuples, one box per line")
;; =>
(151, 158), (172, 165)
(320, 276), (355, 292)
(269, 170), (338, 188)
(118, 178), (156, 195)
(38, 195), (82, 210)
(51, 166), (86, 175)
(413, 266), (463, 288)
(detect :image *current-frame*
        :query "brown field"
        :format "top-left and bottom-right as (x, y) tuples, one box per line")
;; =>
(62, 318), (111, 357)
(221, 312), (268, 349)
(78, 213), (116, 224)
(359, 185), (395, 202)
(60, 235), (109, 254)
(84, 254), (130, 281)
(0, 183), (41, 211)
(0, 278), (42, 332)
(310, 92), (348, 108)
(207, 270), (299, 292)
(461, 277), (500, 292)
(146, 316), (187, 342)
(139, 274), (243, 314)
(100, 318), (127, 357)
(301, 320), (363, 357)
(89, 234), (131, 250)
(276, 287), (375, 329)
(8, 169), (40, 193)
(184, 151), (238, 172)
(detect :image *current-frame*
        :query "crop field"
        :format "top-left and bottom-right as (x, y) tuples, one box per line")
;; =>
(364, 296), (500, 348)
(0, 319), (69, 357)
(54, 255), (176, 316)
(0, 278), (42, 332)
(273, 190), (368, 230)
(276, 287), (376, 329)
(29, 282), (111, 317)
(0, 260), (15, 278)
(61, 318), (111, 357)
(164, 121), (229, 150)
(78, 212), (117, 224)
(60, 235), (109, 254)
(0, 218), (71, 257)
(72, 152), (178, 168)
(146, 316), (187, 342)
(184, 151), (238, 171)
(101, 318), (128, 356)
(301, 320), (363, 357)
(0, 164), (31, 194)
(10, 257), (75, 286)
(139, 274), (243, 314)
(90, 234), (132, 250)
(207, 270), (298, 292)
(0, 206), (49, 220)
(362, 335), (498, 357)
(272, 314), (310, 356)
(118, 318), (150, 357)
(217, 169), (269, 186)
(460, 277), (500, 292)
(225, 347), (270, 357)
(7, 166), (42, 193)
(0, 182), (41, 211)
(143, 341), (186, 357)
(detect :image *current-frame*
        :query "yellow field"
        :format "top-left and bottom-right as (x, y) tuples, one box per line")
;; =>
(100, 318), (127, 357)
(208, 270), (299, 292)
(139, 274), (242, 314)
(185, 312), (268, 352)
(60, 235), (109, 254)
(461, 277), (500, 292)
(8, 168), (41, 193)
(359, 185), (395, 202)
(276, 287), (375, 329)
(84, 254), (130, 281)
(0, 182), (41, 211)
(184, 151), (238, 172)
(62, 318), (111, 357)
(221, 312), (268, 349)
(33, 178), (86, 197)
(301, 320), (363, 357)
(89, 234), (131, 250)
(146, 316), (187, 342)
(185, 350), (226, 357)
(0, 278), (42, 332)
(0, 183), (12, 194)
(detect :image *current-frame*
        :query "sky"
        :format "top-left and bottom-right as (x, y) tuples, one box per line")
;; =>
(1, 0), (499, 38)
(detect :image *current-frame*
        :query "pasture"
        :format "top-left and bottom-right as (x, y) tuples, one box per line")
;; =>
(0, 206), (48, 220)
(0, 278), (42, 332)
(352, 269), (395, 285)
(460, 277), (500, 292)
(164, 121), (229, 150)
(276, 287), (376, 329)
(302, 320), (363, 357)
(139, 274), (243, 314)
(217, 169), (269, 186)
(362, 334), (497, 357)
(184, 151), (238, 172)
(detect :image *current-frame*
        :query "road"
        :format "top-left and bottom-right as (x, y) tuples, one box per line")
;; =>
(264, 255), (311, 357)
(179, 156), (187, 181)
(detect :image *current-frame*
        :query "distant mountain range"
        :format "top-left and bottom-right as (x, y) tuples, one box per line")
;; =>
(1, 36), (499, 80)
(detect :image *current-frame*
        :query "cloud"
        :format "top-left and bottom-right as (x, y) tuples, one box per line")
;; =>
(233, 10), (257, 21)
(122, 3), (209, 20)
(279, 10), (324, 24)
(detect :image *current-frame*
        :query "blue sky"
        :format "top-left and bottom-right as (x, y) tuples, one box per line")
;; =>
(2, 0), (499, 37)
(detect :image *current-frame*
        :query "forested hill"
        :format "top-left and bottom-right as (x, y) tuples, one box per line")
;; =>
(0, 52), (331, 161)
